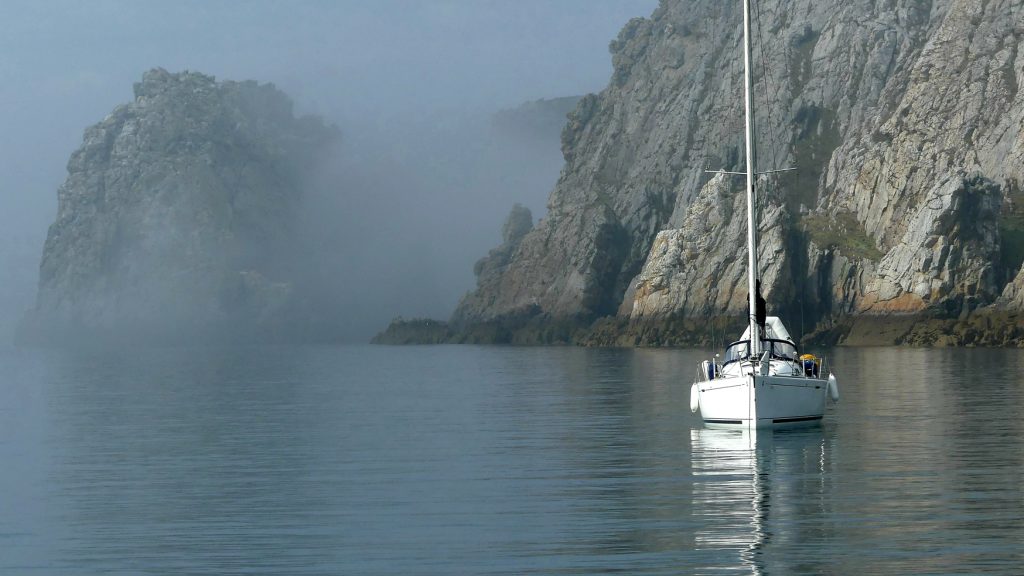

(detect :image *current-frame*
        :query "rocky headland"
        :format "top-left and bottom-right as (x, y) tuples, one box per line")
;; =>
(18, 68), (339, 345)
(375, 0), (1024, 347)
(491, 96), (584, 141)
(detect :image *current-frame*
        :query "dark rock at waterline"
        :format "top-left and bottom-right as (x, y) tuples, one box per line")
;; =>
(373, 309), (1024, 348)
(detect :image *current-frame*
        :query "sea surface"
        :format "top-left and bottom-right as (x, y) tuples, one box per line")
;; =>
(2, 344), (1023, 575)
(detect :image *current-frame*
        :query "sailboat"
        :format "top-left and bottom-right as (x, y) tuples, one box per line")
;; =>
(690, 0), (839, 428)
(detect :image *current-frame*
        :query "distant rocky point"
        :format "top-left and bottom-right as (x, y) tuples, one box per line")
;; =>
(17, 68), (339, 345)
(491, 96), (583, 142)
(375, 0), (1024, 347)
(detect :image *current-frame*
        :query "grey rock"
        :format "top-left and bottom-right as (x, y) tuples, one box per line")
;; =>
(857, 172), (1002, 315)
(625, 174), (791, 319)
(452, 204), (534, 323)
(501, 203), (533, 246)
(450, 0), (1024, 340)
(18, 68), (338, 344)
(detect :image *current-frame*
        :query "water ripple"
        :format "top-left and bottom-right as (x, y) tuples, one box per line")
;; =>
(1, 345), (1023, 574)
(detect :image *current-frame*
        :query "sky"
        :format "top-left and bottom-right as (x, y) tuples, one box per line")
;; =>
(0, 0), (660, 342)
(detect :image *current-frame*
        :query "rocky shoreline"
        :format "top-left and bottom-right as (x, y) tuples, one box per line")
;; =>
(372, 310), (1024, 348)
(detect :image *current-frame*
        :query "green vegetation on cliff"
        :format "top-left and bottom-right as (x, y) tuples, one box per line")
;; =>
(800, 212), (884, 262)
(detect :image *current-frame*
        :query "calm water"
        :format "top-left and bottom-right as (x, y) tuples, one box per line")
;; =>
(2, 344), (1023, 575)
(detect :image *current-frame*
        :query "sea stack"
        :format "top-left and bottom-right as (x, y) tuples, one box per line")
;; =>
(17, 68), (339, 345)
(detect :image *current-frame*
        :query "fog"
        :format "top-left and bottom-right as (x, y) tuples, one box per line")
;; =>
(292, 109), (572, 340)
(0, 0), (658, 343)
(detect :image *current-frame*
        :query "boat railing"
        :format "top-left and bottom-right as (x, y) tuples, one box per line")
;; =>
(697, 359), (726, 382)
(816, 357), (831, 379)
(798, 356), (829, 380)
(699, 355), (830, 381)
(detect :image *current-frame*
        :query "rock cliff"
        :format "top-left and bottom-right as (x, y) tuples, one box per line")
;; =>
(625, 173), (793, 319)
(452, 204), (534, 323)
(18, 68), (339, 344)
(381, 0), (1024, 346)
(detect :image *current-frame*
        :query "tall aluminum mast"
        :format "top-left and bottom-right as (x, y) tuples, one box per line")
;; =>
(742, 0), (760, 357)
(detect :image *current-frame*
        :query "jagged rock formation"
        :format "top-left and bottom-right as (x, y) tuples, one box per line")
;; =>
(18, 68), (338, 345)
(389, 0), (1024, 347)
(452, 204), (534, 323)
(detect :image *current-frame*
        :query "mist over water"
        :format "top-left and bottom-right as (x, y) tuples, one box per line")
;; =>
(0, 0), (659, 343)
(291, 110), (568, 340)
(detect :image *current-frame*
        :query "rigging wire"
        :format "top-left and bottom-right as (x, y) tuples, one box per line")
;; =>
(706, 3), (724, 176)
(753, 0), (784, 208)
(754, 0), (781, 171)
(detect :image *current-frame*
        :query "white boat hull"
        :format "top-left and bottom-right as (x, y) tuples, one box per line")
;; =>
(697, 374), (827, 429)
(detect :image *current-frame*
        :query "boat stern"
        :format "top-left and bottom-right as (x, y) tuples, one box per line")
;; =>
(697, 374), (828, 429)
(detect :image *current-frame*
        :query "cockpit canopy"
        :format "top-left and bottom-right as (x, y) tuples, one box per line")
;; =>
(740, 316), (792, 342)
(724, 316), (799, 365)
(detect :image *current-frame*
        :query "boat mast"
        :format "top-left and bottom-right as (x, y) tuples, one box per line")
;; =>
(742, 0), (760, 357)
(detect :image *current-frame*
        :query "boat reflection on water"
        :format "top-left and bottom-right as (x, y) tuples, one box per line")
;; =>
(690, 426), (834, 575)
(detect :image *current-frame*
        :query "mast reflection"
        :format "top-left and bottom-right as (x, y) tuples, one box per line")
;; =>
(690, 427), (829, 575)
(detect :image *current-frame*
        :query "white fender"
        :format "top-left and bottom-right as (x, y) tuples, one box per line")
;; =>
(690, 383), (700, 413)
(827, 374), (839, 403)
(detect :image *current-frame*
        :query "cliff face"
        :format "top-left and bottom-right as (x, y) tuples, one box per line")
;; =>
(18, 68), (338, 344)
(625, 173), (793, 319)
(452, 204), (534, 323)
(447, 0), (1024, 344)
